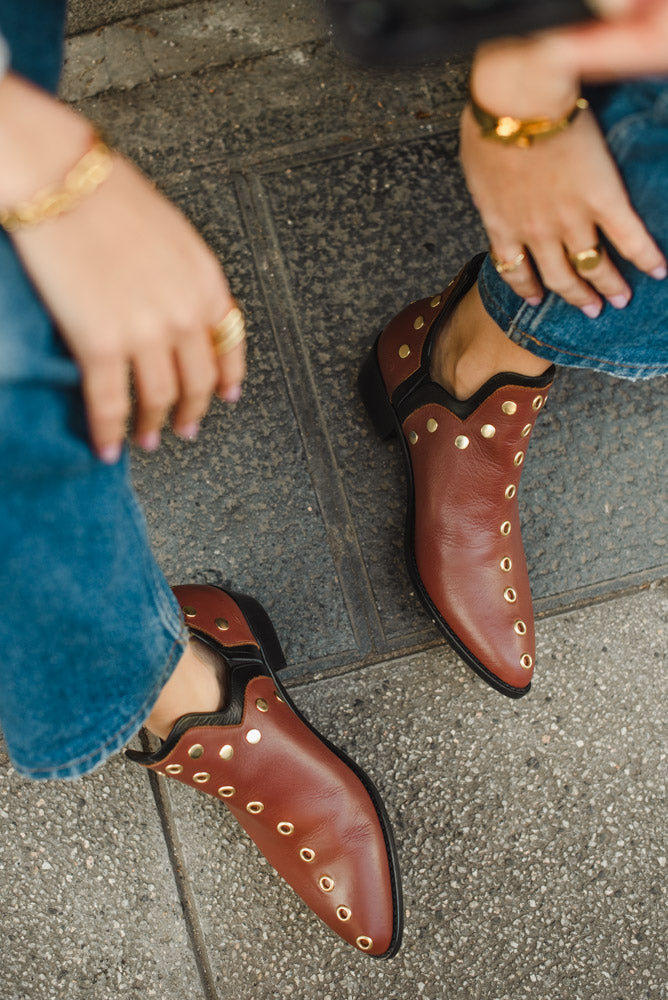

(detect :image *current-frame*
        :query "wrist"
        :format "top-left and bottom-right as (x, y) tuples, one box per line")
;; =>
(470, 36), (580, 120)
(0, 74), (93, 210)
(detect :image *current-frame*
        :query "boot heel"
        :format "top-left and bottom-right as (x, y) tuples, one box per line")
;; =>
(358, 345), (397, 441)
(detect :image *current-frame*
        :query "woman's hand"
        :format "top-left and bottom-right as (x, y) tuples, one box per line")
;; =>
(1, 74), (245, 463)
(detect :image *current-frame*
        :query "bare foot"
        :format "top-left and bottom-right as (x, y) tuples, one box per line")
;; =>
(430, 281), (551, 399)
(144, 638), (229, 741)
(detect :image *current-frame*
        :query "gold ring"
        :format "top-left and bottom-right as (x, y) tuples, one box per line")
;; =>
(491, 250), (526, 275)
(211, 302), (246, 356)
(569, 245), (603, 272)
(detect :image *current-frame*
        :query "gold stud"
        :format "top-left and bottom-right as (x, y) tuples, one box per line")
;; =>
(505, 484), (516, 499)
(188, 744), (204, 759)
(219, 744), (234, 760)
(193, 772), (211, 784)
(504, 587), (518, 603)
(165, 763), (184, 776)
(521, 654), (533, 670)
(455, 435), (469, 450)
(409, 430), (419, 445)
(430, 295), (441, 308)
(274, 691), (285, 703)
(413, 315), (424, 330)
(356, 936), (374, 951)
(277, 822), (294, 836)
(255, 698), (269, 713)
(500, 521), (512, 536)
(532, 395), (543, 410)
(481, 424), (496, 438)
(300, 848), (316, 863)
(514, 620), (527, 636)
(215, 617), (230, 631)
(247, 801), (264, 814)
(427, 418), (438, 433)
(521, 423), (532, 437)
(514, 451), (524, 467)
(502, 401), (517, 415)
(218, 786), (235, 798)
(182, 605), (197, 618)
(500, 557), (512, 572)
(246, 729), (261, 744)
(337, 906), (352, 922)
(319, 876), (335, 893)
(398, 344), (410, 359)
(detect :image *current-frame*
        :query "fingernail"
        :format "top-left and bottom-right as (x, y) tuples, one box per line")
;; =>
(526, 296), (542, 307)
(176, 421), (199, 441)
(221, 384), (242, 404)
(650, 264), (667, 280)
(99, 444), (122, 465)
(137, 431), (161, 452)
(609, 293), (630, 309)
(582, 302), (602, 319)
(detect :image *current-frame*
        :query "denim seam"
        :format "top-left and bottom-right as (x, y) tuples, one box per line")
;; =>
(13, 632), (187, 779)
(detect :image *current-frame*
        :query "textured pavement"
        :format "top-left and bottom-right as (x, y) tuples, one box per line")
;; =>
(1, 2), (666, 998)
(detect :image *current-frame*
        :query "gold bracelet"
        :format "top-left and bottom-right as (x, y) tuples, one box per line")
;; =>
(0, 134), (113, 232)
(469, 94), (589, 149)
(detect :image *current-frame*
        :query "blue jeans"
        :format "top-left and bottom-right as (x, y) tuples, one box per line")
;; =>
(0, 0), (187, 780)
(479, 79), (668, 379)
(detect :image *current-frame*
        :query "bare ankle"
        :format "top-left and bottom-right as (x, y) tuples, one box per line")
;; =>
(144, 639), (228, 741)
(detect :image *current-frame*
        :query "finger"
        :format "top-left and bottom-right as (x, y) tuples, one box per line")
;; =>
(601, 201), (668, 280)
(531, 242), (605, 317)
(565, 242), (632, 309)
(172, 331), (218, 437)
(132, 349), (179, 449)
(489, 245), (544, 305)
(81, 357), (130, 464)
(211, 301), (248, 402)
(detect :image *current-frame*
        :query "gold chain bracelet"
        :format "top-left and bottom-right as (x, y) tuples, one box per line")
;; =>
(469, 94), (589, 149)
(0, 134), (113, 232)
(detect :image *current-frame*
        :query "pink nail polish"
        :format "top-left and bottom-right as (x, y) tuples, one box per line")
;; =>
(526, 296), (542, 307)
(99, 444), (122, 465)
(609, 293), (630, 309)
(582, 303), (602, 319)
(221, 385), (242, 404)
(176, 422), (199, 441)
(651, 264), (667, 280)
(137, 431), (161, 452)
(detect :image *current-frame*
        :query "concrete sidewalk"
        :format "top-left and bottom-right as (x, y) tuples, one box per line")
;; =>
(1, 3), (666, 998)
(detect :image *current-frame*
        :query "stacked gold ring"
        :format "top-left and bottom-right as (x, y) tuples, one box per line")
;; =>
(569, 245), (603, 272)
(491, 250), (526, 275)
(211, 301), (246, 356)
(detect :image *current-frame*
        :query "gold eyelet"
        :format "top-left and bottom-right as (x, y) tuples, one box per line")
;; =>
(430, 295), (441, 308)
(165, 763), (184, 776)
(505, 484), (516, 500)
(215, 617), (230, 631)
(255, 698), (269, 713)
(219, 744), (234, 760)
(246, 729), (262, 744)
(218, 786), (235, 798)
(246, 801), (264, 814)
(193, 772), (210, 784)
(398, 344), (410, 359)
(300, 848), (316, 863)
(181, 606), (197, 618)
(427, 418), (438, 433)
(500, 521), (512, 536)
(188, 744), (204, 759)
(502, 401), (517, 415)
(277, 822), (294, 836)
(532, 395), (543, 410)
(356, 936), (373, 951)
(408, 430), (419, 445)
(480, 424), (496, 439)
(337, 906), (352, 922)
(521, 653), (533, 670)
(413, 315), (424, 330)
(504, 587), (518, 603)
(521, 423), (532, 437)
(455, 435), (469, 450)
(514, 620), (527, 636)
(274, 690), (285, 703)
(514, 451), (524, 467)
(319, 876), (335, 893)
(500, 557), (512, 572)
